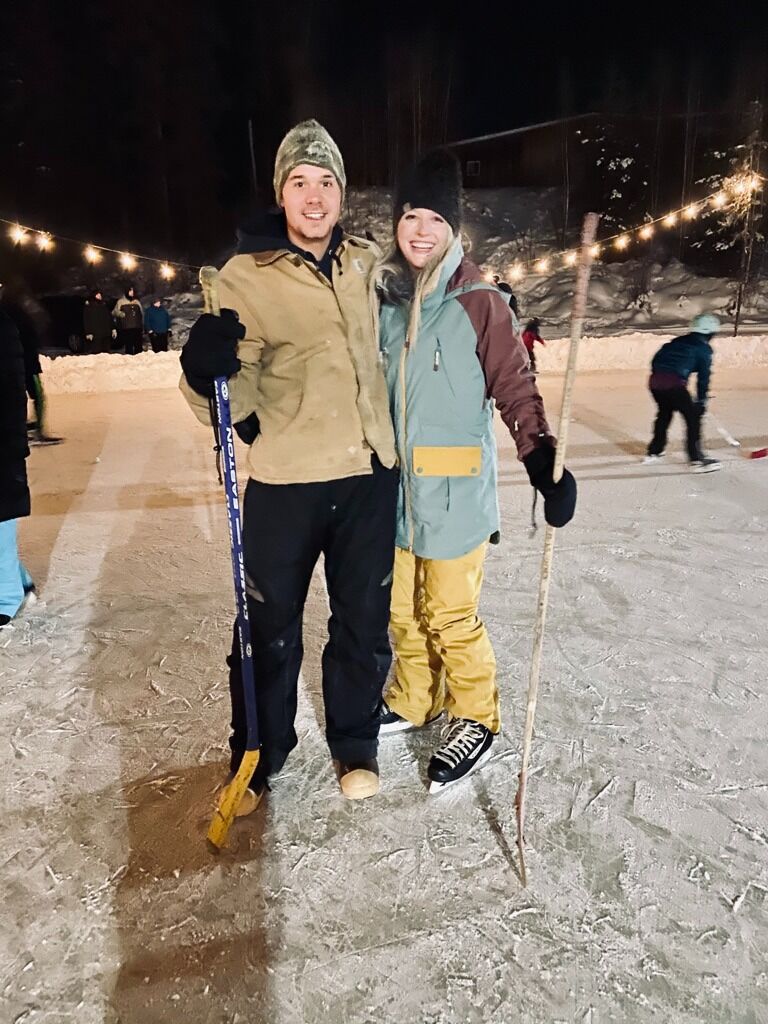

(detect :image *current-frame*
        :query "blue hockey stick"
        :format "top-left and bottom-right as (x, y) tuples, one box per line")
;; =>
(199, 266), (261, 849)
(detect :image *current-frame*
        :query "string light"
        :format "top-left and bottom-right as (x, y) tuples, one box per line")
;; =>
(84, 245), (102, 264)
(36, 232), (53, 251)
(119, 252), (137, 271)
(683, 204), (698, 220)
(614, 234), (629, 250)
(663, 213), (677, 227)
(159, 263), (176, 280)
(711, 192), (727, 209)
(639, 224), (654, 240)
(563, 251), (577, 266)
(9, 224), (29, 245)
(508, 262), (525, 282)
(534, 258), (550, 274)
(590, 244), (602, 258)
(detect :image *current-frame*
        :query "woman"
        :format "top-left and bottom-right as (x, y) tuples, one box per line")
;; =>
(113, 285), (144, 355)
(373, 150), (576, 791)
(83, 289), (115, 354)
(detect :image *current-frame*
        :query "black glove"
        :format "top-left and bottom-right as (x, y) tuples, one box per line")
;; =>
(234, 412), (261, 445)
(180, 310), (245, 398)
(523, 445), (577, 528)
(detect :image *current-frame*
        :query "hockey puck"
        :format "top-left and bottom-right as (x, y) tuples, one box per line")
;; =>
(750, 448), (768, 459)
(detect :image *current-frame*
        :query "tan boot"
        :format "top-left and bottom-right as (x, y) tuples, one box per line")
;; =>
(337, 759), (379, 800)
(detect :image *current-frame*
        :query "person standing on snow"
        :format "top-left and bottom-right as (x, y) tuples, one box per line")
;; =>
(522, 317), (546, 374)
(644, 313), (722, 473)
(0, 307), (35, 627)
(144, 297), (171, 352)
(113, 285), (144, 354)
(374, 151), (576, 791)
(180, 120), (397, 807)
(83, 290), (116, 354)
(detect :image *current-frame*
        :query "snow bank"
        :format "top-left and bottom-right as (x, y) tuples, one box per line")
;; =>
(41, 351), (182, 393)
(40, 333), (768, 394)
(537, 332), (768, 373)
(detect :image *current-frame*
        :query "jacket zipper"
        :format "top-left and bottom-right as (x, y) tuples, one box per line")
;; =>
(399, 337), (415, 551)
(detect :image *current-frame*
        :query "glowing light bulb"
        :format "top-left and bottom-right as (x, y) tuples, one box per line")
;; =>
(534, 258), (550, 274)
(508, 262), (524, 282)
(589, 244), (602, 258)
(639, 224), (654, 240)
(36, 232), (53, 251)
(9, 224), (28, 245)
(159, 263), (175, 280)
(563, 251), (577, 267)
(119, 252), (137, 271)
(663, 213), (677, 228)
(712, 192), (727, 209)
(683, 204), (698, 220)
(614, 235), (629, 250)
(84, 245), (102, 264)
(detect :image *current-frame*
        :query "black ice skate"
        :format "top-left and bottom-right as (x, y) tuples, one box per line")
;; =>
(379, 701), (443, 735)
(427, 718), (494, 793)
(692, 457), (722, 474)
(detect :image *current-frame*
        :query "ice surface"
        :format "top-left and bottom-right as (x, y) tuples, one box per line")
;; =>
(1, 370), (767, 1022)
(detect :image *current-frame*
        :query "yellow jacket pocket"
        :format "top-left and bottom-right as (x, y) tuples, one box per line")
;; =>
(412, 446), (482, 477)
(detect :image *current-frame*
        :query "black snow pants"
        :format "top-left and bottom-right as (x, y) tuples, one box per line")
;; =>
(148, 331), (168, 353)
(648, 386), (704, 462)
(120, 328), (144, 355)
(227, 457), (399, 787)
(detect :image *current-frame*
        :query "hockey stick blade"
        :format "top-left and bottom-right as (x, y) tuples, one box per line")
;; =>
(207, 748), (261, 850)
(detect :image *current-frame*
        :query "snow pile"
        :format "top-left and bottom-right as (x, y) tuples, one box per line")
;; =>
(40, 351), (182, 393)
(40, 333), (768, 394)
(537, 332), (768, 373)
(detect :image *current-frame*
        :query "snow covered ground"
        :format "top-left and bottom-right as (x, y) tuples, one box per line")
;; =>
(2, 371), (767, 1023)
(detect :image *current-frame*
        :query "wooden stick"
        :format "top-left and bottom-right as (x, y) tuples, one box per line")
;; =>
(515, 213), (600, 886)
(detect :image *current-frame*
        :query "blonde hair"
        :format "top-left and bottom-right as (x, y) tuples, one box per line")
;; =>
(369, 230), (456, 350)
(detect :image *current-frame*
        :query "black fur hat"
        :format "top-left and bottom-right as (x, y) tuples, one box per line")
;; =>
(394, 149), (462, 233)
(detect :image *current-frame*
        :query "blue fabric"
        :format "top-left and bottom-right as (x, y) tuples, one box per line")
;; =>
(379, 238), (500, 559)
(651, 332), (713, 403)
(0, 519), (32, 618)
(144, 305), (171, 333)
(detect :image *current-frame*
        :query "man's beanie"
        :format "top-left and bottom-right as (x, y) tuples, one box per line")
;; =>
(393, 149), (463, 233)
(273, 119), (346, 204)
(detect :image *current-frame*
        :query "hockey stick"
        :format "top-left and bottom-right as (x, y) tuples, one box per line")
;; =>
(199, 266), (261, 850)
(514, 214), (599, 886)
(708, 413), (740, 448)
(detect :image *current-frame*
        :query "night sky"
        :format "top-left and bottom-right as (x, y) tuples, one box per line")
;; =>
(2, 0), (767, 260)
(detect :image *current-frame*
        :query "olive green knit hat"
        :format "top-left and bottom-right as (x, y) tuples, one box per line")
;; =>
(273, 119), (346, 204)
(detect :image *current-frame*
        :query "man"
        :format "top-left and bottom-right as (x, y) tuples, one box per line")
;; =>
(144, 297), (172, 353)
(644, 313), (722, 473)
(180, 120), (397, 806)
(83, 289), (116, 354)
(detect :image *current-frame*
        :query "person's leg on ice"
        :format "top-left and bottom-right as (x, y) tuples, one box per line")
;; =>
(0, 520), (27, 626)
(384, 545), (446, 732)
(226, 478), (324, 811)
(417, 543), (499, 791)
(321, 457), (398, 799)
(645, 387), (674, 460)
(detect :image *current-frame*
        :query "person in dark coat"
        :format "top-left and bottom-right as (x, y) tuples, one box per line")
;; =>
(83, 290), (115, 354)
(644, 313), (722, 473)
(144, 297), (172, 353)
(0, 284), (58, 443)
(113, 285), (144, 354)
(522, 317), (546, 374)
(0, 308), (35, 626)
(492, 274), (520, 319)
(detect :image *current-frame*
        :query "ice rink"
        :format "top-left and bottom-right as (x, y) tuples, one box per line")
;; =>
(2, 368), (766, 1023)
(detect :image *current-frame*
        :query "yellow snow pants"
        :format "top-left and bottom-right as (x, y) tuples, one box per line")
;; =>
(386, 543), (500, 733)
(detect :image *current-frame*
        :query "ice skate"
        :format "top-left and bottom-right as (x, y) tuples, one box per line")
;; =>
(216, 774), (265, 819)
(427, 718), (494, 793)
(692, 457), (721, 473)
(379, 701), (443, 735)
